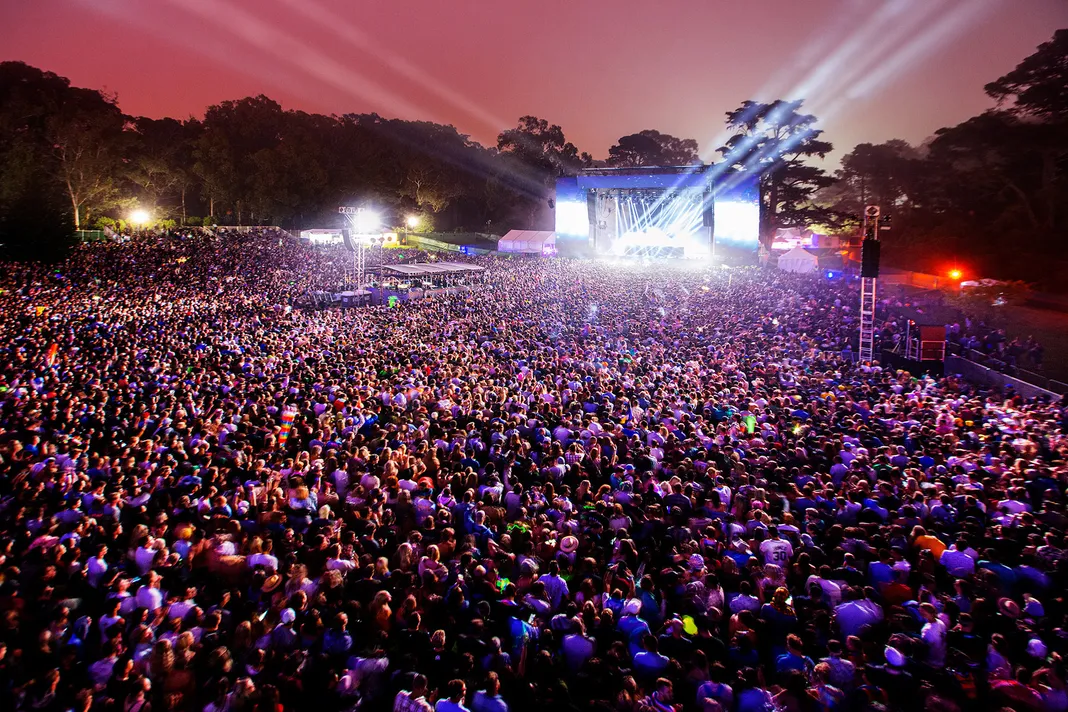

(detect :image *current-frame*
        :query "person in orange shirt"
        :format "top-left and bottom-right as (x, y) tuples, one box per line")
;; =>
(912, 526), (947, 559)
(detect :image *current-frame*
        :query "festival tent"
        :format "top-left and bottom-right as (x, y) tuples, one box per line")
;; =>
(777, 246), (819, 274)
(497, 230), (556, 255)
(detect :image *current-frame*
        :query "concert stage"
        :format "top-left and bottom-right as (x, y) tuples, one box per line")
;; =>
(555, 166), (760, 261)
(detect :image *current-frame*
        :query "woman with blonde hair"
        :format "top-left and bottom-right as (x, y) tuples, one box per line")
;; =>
(369, 591), (392, 632)
(148, 639), (174, 679)
(286, 481), (317, 533)
(418, 544), (446, 580)
(393, 542), (414, 572)
(284, 563), (315, 599)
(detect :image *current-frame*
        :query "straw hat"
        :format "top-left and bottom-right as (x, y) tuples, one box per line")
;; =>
(262, 574), (282, 594)
(559, 536), (579, 554)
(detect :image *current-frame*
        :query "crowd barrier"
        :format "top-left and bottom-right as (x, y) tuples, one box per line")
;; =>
(944, 355), (1060, 399)
(878, 268), (954, 290)
(404, 233), (497, 255)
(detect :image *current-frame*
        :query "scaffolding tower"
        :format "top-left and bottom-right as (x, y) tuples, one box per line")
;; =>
(859, 276), (877, 362)
(858, 205), (881, 363)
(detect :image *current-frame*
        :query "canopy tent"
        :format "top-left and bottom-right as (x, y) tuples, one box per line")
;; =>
(777, 246), (819, 274)
(497, 230), (556, 255)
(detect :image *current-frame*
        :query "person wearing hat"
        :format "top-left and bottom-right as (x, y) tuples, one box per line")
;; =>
(271, 608), (299, 653)
(619, 598), (651, 658)
(875, 644), (921, 709)
(261, 573), (282, 596)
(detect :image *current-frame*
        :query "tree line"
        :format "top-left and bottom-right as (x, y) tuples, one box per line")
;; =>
(0, 30), (1065, 285)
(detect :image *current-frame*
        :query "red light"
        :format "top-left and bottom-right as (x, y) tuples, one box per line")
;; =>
(948, 269), (962, 281)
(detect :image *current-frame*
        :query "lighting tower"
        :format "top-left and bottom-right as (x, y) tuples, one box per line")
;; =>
(345, 208), (381, 290)
(858, 205), (881, 363)
(355, 236), (366, 290)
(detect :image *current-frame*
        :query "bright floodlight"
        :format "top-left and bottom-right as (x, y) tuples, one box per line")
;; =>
(129, 209), (151, 226)
(948, 269), (962, 281)
(353, 210), (381, 234)
(406, 215), (420, 228)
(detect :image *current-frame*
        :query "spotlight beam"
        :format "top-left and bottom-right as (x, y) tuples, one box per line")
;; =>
(272, 0), (510, 134)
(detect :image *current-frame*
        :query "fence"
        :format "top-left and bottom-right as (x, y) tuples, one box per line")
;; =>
(405, 233), (497, 255)
(75, 230), (108, 242)
(944, 343), (1067, 395)
(944, 355), (1061, 399)
(878, 268), (955, 290)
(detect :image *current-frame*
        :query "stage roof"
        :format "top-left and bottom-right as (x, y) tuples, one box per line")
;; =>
(379, 262), (485, 277)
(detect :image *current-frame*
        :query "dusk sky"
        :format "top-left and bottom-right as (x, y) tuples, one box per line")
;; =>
(2, 0), (1065, 165)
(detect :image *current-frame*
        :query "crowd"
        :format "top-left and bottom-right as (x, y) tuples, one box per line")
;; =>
(0, 229), (1066, 712)
(871, 287), (1047, 376)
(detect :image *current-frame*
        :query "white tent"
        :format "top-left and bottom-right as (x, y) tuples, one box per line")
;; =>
(497, 230), (556, 255)
(777, 246), (819, 274)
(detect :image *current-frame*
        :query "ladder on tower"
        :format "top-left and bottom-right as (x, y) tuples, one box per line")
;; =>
(859, 276), (877, 362)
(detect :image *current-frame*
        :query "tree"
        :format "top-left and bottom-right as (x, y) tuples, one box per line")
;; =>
(128, 117), (202, 220)
(46, 88), (128, 229)
(819, 140), (923, 230)
(983, 30), (1068, 234)
(497, 116), (591, 182)
(0, 62), (127, 233)
(497, 116), (591, 228)
(718, 100), (835, 248)
(985, 29), (1068, 119)
(194, 95), (286, 222)
(929, 112), (1053, 231)
(606, 129), (699, 167)
(247, 110), (330, 225)
(0, 132), (74, 261)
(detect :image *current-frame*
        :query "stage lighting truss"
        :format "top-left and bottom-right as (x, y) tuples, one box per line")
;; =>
(609, 187), (708, 258)
(353, 234), (387, 246)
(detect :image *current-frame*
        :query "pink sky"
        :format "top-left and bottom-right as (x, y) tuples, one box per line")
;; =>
(2, 0), (1065, 165)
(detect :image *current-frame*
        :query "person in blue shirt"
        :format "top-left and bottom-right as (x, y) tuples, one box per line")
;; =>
(322, 612), (352, 656)
(775, 634), (814, 680)
(618, 599), (651, 658)
(735, 667), (775, 712)
(978, 549), (1017, 595)
(471, 673), (507, 712)
(434, 679), (470, 712)
(869, 550), (895, 590)
(632, 634), (670, 684)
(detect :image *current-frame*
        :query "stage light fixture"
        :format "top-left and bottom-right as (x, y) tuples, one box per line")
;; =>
(129, 209), (151, 226)
(352, 210), (381, 234)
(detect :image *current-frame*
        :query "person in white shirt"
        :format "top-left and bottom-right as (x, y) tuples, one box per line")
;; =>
(997, 488), (1031, 515)
(246, 538), (278, 572)
(167, 586), (198, 623)
(134, 538), (161, 575)
(537, 560), (569, 611)
(920, 602), (947, 668)
(759, 526), (794, 566)
(135, 572), (164, 612)
(99, 598), (125, 637)
(940, 539), (977, 577)
(87, 544), (109, 588)
(327, 544), (358, 573)
(807, 575), (843, 606)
